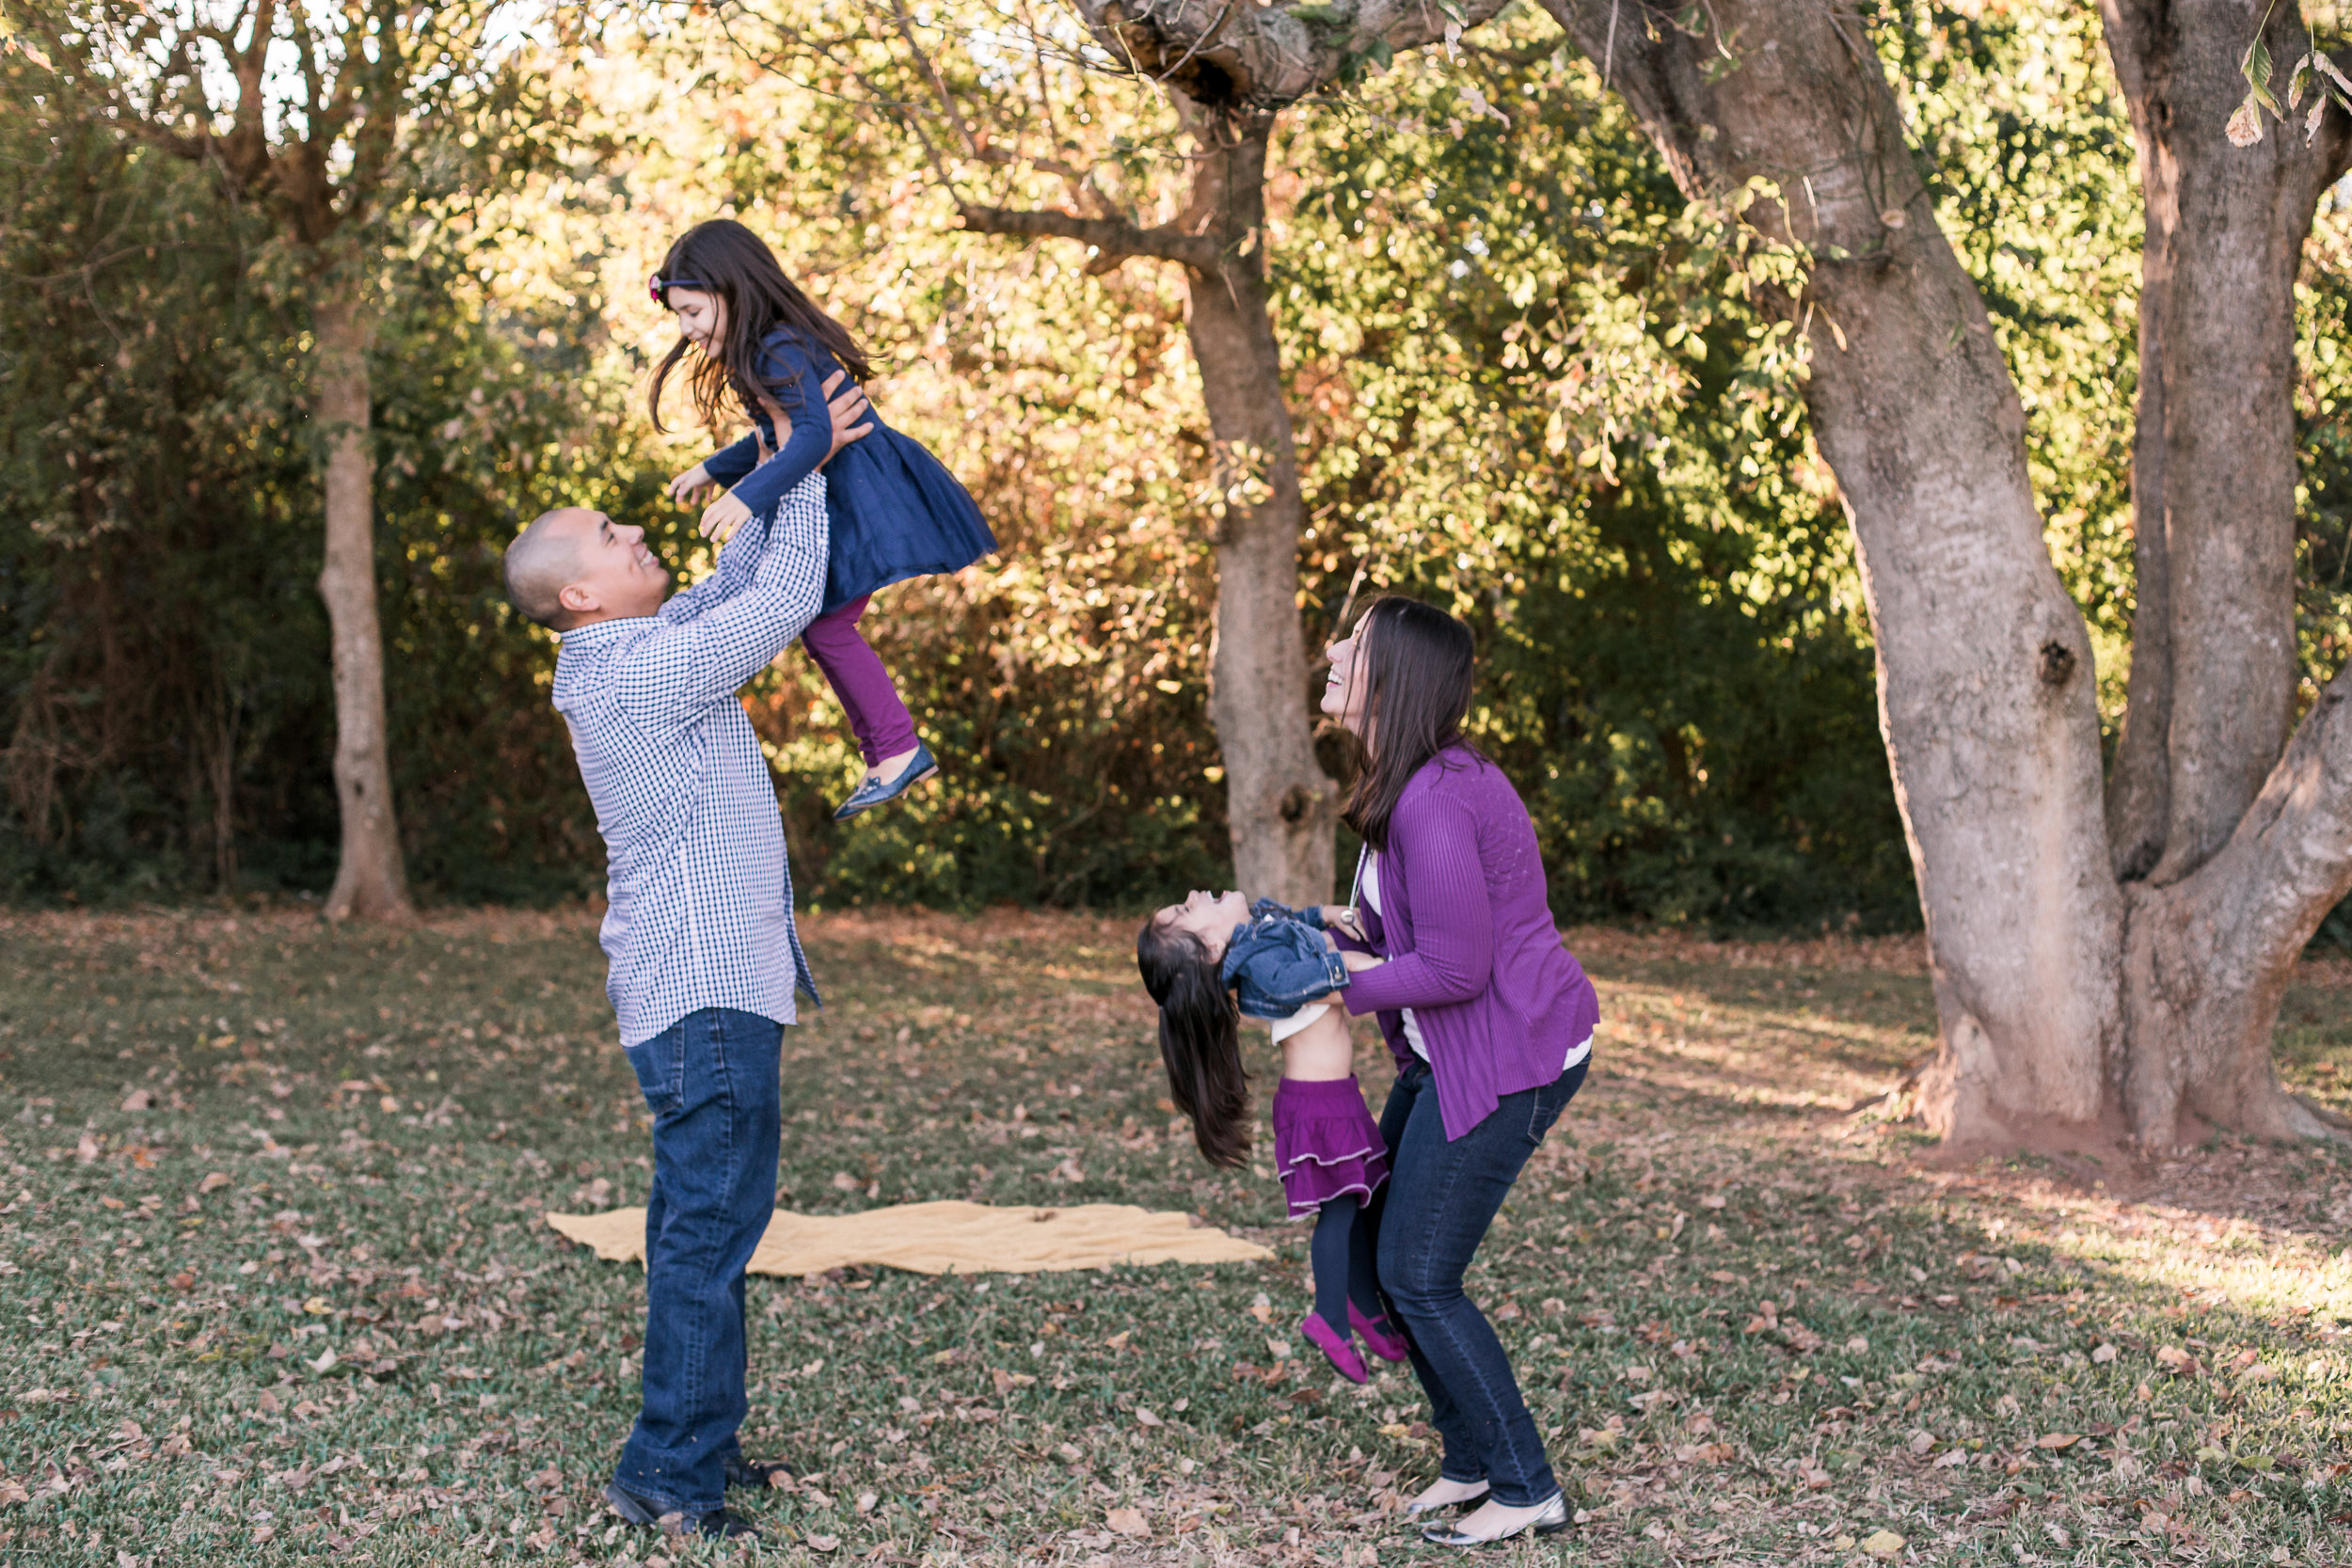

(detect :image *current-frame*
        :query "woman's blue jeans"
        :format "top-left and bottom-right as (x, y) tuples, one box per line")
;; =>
(1371, 1055), (1588, 1508)
(612, 1007), (783, 1514)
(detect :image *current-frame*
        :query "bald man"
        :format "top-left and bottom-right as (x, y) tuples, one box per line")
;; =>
(507, 375), (867, 1543)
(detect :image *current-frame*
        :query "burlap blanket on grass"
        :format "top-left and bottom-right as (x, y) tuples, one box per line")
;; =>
(545, 1199), (1272, 1276)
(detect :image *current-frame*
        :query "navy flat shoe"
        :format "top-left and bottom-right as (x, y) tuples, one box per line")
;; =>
(832, 741), (938, 821)
(723, 1454), (798, 1490)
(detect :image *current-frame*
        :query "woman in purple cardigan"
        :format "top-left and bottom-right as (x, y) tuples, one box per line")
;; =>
(1325, 595), (1598, 1547)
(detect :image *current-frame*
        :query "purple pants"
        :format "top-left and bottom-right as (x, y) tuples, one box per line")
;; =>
(802, 595), (917, 767)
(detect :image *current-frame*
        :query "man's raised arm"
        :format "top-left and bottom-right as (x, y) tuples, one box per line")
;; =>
(614, 479), (830, 739)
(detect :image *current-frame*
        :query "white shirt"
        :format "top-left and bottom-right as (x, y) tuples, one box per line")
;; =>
(1358, 852), (1431, 1061)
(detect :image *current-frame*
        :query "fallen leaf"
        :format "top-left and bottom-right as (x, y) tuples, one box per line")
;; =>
(805, 1532), (840, 1552)
(198, 1172), (231, 1194)
(1135, 1407), (1164, 1428)
(1860, 1528), (1906, 1559)
(120, 1089), (151, 1113)
(1106, 1506), (1149, 1537)
(2035, 1433), (2081, 1450)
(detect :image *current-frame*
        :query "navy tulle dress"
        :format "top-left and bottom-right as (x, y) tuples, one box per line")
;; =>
(701, 328), (996, 614)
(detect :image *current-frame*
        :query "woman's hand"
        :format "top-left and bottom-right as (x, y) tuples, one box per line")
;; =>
(1340, 949), (1384, 973)
(699, 489), (754, 543)
(667, 463), (717, 507)
(1321, 905), (1367, 942)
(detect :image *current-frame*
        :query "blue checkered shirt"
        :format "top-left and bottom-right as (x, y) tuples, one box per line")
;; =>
(551, 476), (828, 1046)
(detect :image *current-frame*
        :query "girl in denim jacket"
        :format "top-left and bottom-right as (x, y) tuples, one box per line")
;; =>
(1136, 891), (1406, 1383)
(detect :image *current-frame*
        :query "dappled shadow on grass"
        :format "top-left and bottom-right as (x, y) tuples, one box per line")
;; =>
(0, 908), (2346, 1564)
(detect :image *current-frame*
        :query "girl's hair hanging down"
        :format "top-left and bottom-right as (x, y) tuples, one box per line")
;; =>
(1341, 594), (1484, 852)
(648, 218), (874, 434)
(1136, 917), (1249, 1167)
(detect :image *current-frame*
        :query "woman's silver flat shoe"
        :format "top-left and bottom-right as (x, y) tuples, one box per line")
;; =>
(1419, 1492), (1569, 1546)
(1402, 1481), (1490, 1516)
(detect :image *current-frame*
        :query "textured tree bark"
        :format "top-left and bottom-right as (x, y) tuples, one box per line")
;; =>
(1537, 0), (2122, 1139)
(1181, 117), (1339, 908)
(2122, 661), (2352, 1143)
(2096, 0), (2352, 1140)
(312, 293), (412, 923)
(1530, 0), (2352, 1148)
(2100, 0), (2345, 885)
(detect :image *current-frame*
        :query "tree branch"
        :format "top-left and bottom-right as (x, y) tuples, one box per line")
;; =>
(2181, 659), (2352, 989)
(1071, 0), (1526, 108)
(956, 202), (1224, 270)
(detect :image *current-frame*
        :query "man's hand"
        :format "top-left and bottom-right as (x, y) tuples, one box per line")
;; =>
(699, 489), (755, 543)
(820, 369), (873, 463)
(668, 462), (717, 507)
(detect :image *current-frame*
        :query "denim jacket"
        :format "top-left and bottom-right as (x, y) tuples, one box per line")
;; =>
(1220, 899), (1349, 1020)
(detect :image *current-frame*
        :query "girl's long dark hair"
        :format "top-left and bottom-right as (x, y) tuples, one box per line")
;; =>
(1136, 917), (1249, 1167)
(1341, 594), (1484, 852)
(647, 218), (874, 434)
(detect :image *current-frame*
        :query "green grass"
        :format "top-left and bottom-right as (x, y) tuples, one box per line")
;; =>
(2, 908), (2351, 1565)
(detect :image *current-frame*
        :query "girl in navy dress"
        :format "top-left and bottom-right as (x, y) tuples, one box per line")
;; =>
(649, 219), (996, 819)
(1137, 891), (1406, 1384)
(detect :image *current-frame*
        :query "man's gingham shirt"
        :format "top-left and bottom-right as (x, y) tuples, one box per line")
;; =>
(551, 475), (828, 1047)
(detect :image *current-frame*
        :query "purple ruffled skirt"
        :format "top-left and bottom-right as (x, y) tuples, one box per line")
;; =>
(1272, 1075), (1391, 1219)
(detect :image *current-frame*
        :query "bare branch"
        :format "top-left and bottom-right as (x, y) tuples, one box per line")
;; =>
(956, 202), (1224, 270)
(887, 0), (984, 158)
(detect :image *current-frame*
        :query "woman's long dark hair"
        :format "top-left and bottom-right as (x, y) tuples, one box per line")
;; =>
(1136, 917), (1249, 1167)
(1341, 594), (1483, 852)
(647, 219), (874, 434)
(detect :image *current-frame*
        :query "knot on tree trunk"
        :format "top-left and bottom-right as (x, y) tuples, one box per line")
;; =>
(1278, 782), (1324, 825)
(2038, 641), (2076, 687)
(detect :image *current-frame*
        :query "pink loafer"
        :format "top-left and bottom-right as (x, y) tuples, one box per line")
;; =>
(1300, 1311), (1369, 1384)
(1350, 1300), (1410, 1363)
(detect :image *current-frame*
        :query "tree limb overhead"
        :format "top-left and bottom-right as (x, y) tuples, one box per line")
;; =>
(1072, 0), (1521, 108)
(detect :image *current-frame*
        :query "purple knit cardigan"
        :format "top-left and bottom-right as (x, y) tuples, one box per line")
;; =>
(1340, 745), (1600, 1141)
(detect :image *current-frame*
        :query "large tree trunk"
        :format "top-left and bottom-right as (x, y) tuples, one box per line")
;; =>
(2100, 0), (2352, 1140)
(1534, 0), (2352, 1149)
(2101, 0), (2336, 886)
(1538, 0), (2124, 1141)
(1181, 113), (1339, 908)
(312, 292), (412, 923)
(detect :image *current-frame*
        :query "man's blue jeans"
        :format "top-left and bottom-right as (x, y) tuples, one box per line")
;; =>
(1371, 1055), (1588, 1508)
(612, 1007), (783, 1514)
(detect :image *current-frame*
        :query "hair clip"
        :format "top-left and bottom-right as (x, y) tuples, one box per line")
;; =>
(648, 274), (710, 305)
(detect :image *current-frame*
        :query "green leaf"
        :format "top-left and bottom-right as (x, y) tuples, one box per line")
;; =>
(2243, 34), (2283, 118)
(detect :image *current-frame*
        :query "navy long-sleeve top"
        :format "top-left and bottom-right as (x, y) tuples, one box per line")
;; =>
(701, 332), (842, 522)
(698, 326), (996, 614)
